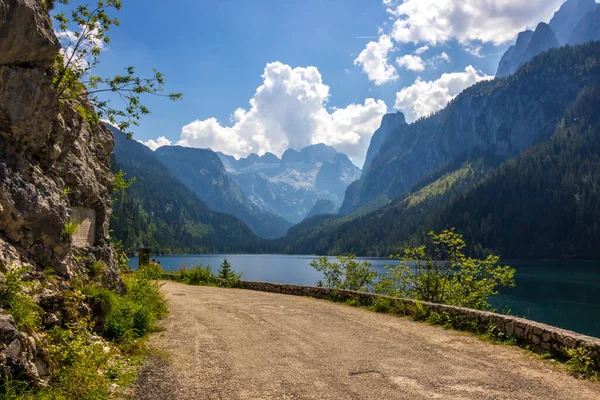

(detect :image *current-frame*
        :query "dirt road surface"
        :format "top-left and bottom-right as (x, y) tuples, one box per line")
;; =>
(134, 281), (600, 399)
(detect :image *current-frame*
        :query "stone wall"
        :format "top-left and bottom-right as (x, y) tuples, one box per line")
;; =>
(237, 280), (600, 363)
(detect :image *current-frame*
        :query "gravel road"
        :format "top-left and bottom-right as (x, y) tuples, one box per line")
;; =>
(134, 281), (600, 399)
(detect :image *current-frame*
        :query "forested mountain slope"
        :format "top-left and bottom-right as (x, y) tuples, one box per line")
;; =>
(279, 42), (600, 259)
(341, 42), (600, 215)
(155, 146), (291, 239)
(109, 127), (259, 254)
(428, 85), (600, 259)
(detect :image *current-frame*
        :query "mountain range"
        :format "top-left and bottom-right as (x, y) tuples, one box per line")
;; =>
(154, 146), (291, 238)
(497, 0), (599, 77)
(218, 144), (361, 223)
(108, 0), (600, 259)
(109, 126), (261, 254)
(273, 42), (600, 259)
(110, 128), (361, 244)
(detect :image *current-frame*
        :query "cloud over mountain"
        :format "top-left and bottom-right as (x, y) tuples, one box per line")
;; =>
(394, 65), (492, 122)
(386, 0), (565, 45)
(175, 62), (387, 166)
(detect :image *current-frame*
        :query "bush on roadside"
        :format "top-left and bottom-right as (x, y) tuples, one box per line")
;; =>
(102, 270), (167, 342)
(566, 347), (600, 379)
(169, 261), (242, 288)
(178, 265), (215, 286)
(310, 255), (378, 292)
(380, 230), (516, 311)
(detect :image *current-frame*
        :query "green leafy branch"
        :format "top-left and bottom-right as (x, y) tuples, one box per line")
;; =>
(52, 0), (182, 137)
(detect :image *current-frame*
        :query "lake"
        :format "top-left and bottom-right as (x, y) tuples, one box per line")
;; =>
(128, 254), (600, 338)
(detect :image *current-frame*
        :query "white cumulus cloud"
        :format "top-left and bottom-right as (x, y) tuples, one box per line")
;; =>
(434, 52), (452, 63)
(394, 65), (492, 122)
(396, 54), (425, 71)
(177, 62), (388, 166)
(142, 136), (172, 151)
(415, 45), (429, 55)
(386, 0), (565, 45)
(353, 35), (398, 85)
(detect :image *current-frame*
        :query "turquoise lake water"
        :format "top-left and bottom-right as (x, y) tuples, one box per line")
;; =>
(128, 254), (600, 338)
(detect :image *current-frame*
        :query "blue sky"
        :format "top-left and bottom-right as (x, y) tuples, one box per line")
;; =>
(83, 0), (571, 165)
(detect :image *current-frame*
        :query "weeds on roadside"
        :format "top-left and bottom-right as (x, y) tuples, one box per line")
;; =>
(0, 264), (168, 399)
(164, 261), (242, 289)
(566, 347), (600, 380)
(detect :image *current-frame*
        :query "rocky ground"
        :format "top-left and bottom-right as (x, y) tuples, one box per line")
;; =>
(134, 281), (600, 400)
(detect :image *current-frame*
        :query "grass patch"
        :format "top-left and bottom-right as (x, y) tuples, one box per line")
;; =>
(61, 220), (79, 238)
(0, 268), (42, 332)
(0, 264), (168, 399)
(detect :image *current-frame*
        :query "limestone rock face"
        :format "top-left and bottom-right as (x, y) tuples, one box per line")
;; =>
(0, 0), (119, 283)
(549, 0), (597, 44)
(0, 0), (60, 68)
(0, 0), (122, 383)
(569, 4), (600, 45)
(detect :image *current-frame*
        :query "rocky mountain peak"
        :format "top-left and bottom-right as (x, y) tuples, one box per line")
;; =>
(497, 0), (600, 77)
(525, 23), (560, 59)
(549, 0), (597, 44)
(363, 112), (408, 173)
(569, 3), (600, 44)
(282, 143), (339, 164)
(217, 144), (360, 223)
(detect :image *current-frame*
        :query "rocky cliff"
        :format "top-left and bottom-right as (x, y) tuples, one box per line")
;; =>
(362, 112), (407, 174)
(496, 0), (599, 77)
(569, 4), (600, 45)
(549, 0), (597, 44)
(496, 23), (559, 78)
(0, 0), (120, 383)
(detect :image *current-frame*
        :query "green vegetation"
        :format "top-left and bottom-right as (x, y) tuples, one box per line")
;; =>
(59, 187), (72, 198)
(0, 263), (167, 399)
(52, 0), (182, 137)
(311, 231), (515, 312)
(0, 268), (42, 332)
(162, 260), (242, 289)
(566, 347), (600, 380)
(112, 169), (135, 204)
(109, 128), (260, 255)
(310, 255), (378, 292)
(379, 230), (515, 310)
(217, 258), (241, 288)
(61, 219), (79, 238)
(176, 265), (216, 286)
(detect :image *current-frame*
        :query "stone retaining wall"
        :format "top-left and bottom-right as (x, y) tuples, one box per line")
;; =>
(237, 280), (600, 363)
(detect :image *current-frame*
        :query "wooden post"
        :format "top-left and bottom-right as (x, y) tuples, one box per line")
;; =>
(138, 248), (150, 269)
